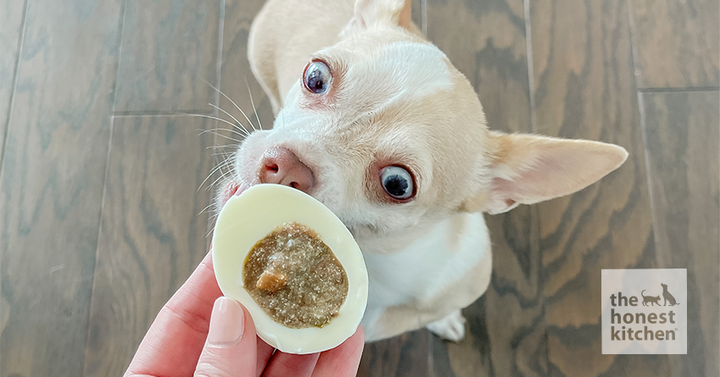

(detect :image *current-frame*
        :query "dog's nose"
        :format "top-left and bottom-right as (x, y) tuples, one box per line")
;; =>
(259, 147), (315, 193)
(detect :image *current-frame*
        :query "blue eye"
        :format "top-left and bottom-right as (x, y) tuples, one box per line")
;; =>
(303, 61), (331, 94)
(380, 166), (415, 200)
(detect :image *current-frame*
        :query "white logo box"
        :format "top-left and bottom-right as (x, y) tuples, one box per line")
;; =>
(601, 269), (687, 355)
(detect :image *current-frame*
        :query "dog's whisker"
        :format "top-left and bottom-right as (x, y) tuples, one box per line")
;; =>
(216, 152), (235, 173)
(207, 169), (234, 192)
(211, 152), (238, 164)
(197, 152), (235, 193)
(197, 160), (232, 193)
(203, 130), (243, 143)
(196, 74), (258, 133)
(216, 149), (235, 166)
(198, 202), (216, 216)
(200, 127), (248, 138)
(214, 160), (232, 176)
(245, 77), (263, 130)
(216, 148), (233, 162)
(207, 144), (238, 150)
(184, 113), (248, 134)
(200, 170), (232, 198)
(232, 100), (258, 133)
(211, 153), (234, 169)
(205, 221), (218, 239)
(207, 103), (252, 136)
(205, 209), (219, 238)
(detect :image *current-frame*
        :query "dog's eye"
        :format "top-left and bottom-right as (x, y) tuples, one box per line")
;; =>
(303, 61), (331, 94)
(380, 166), (414, 200)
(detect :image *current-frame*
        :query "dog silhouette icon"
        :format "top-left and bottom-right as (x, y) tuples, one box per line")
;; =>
(661, 283), (679, 306)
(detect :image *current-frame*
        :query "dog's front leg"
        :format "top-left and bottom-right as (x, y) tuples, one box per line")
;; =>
(426, 309), (467, 342)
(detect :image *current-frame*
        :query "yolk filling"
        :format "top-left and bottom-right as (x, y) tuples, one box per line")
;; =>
(243, 222), (349, 328)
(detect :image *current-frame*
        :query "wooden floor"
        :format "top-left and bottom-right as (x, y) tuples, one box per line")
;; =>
(0, 0), (717, 376)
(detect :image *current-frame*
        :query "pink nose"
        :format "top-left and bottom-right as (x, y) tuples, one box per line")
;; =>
(259, 147), (315, 192)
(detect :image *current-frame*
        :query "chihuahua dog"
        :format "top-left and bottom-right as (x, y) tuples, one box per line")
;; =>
(216, 0), (628, 342)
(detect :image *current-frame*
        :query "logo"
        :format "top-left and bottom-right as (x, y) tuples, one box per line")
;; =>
(601, 269), (687, 354)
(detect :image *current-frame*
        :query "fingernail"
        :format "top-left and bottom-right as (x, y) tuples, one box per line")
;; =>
(207, 297), (245, 346)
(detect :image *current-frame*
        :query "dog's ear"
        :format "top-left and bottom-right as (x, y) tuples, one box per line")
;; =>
(346, 0), (412, 31)
(462, 131), (628, 214)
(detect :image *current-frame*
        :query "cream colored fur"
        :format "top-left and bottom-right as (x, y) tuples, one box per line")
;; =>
(222, 0), (629, 342)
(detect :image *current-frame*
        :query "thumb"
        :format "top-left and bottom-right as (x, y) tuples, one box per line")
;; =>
(195, 297), (257, 377)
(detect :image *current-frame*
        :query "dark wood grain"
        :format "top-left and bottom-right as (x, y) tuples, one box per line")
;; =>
(426, 0), (547, 376)
(0, 0), (123, 376)
(358, 330), (432, 377)
(530, 0), (659, 375)
(206, 0), (275, 219)
(220, 0), (275, 130)
(113, 0), (222, 113)
(82, 116), (213, 376)
(0, 1), (717, 376)
(630, 0), (719, 89)
(411, 0), (425, 36)
(0, 0), (27, 164)
(215, 0), (274, 150)
(642, 91), (720, 377)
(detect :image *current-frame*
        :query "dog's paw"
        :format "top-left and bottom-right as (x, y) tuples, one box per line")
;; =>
(426, 310), (467, 342)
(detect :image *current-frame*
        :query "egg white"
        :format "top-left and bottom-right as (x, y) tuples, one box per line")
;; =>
(212, 184), (369, 354)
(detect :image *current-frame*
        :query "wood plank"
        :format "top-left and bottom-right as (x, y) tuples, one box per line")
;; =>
(113, 0), (222, 113)
(0, 1), (123, 376)
(208, 0), (274, 217)
(82, 116), (213, 376)
(429, 212), (547, 377)
(412, 0), (425, 36)
(642, 91), (720, 376)
(529, 0), (658, 375)
(357, 330), (432, 377)
(425, 0), (546, 376)
(218, 0), (275, 136)
(0, 0), (27, 161)
(630, 0), (719, 89)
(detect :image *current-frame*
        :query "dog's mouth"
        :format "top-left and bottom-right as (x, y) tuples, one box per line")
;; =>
(219, 180), (247, 208)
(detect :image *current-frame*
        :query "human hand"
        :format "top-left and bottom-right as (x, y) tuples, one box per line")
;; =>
(124, 250), (364, 377)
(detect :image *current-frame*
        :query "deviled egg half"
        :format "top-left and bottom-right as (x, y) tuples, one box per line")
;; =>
(212, 184), (368, 354)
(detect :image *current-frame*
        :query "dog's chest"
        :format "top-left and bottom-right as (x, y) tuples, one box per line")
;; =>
(361, 213), (491, 309)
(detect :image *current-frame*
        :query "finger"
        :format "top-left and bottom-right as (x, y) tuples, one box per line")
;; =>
(194, 297), (257, 377)
(311, 327), (365, 377)
(261, 351), (320, 377)
(255, 337), (275, 377)
(125, 251), (222, 376)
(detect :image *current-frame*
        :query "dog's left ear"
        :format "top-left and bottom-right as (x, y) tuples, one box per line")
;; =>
(462, 131), (629, 214)
(346, 0), (413, 31)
